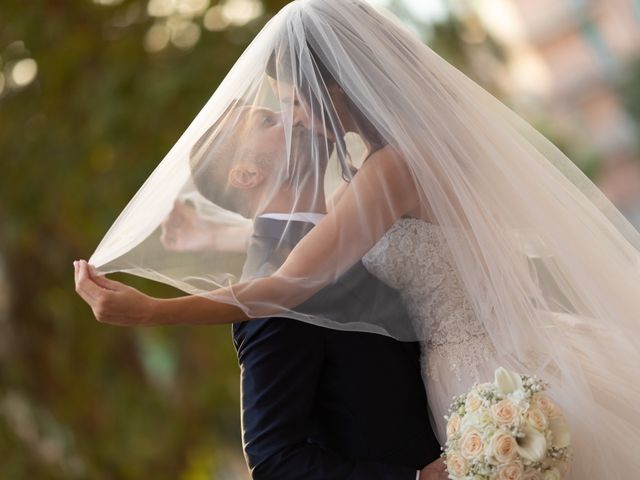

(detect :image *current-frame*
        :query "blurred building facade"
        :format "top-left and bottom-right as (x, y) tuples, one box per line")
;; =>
(475, 0), (640, 226)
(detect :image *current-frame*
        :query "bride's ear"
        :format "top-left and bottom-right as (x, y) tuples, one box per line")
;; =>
(228, 164), (265, 189)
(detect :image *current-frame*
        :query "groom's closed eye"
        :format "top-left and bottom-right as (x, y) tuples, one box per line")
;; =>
(247, 108), (278, 130)
(261, 112), (277, 127)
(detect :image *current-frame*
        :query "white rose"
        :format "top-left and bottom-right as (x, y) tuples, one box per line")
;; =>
(446, 452), (469, 477)
(461, 410), (492, 432)
(526, 408), (548, 431)
(494, 367), (523, 394)
(510, 388), (527, 403)
(491, 399), (519, 426)
(543, 467), (561, 480)
(498, 462), (524, 480)
(489, 431), (518, 464)
(460, 429), (485, 460)
(465, 393), (483, 412)
(447, 413), (461, 438)
(532, 393), (558, 419)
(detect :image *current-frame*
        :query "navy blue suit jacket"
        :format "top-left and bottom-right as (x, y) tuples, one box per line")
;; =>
(232, 217), (441, 479)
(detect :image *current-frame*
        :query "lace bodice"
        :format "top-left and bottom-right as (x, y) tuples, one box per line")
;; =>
(362, 218), (496, 381)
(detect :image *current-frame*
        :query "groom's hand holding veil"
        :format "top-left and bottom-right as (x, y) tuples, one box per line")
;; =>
(160, 200), (251, 253)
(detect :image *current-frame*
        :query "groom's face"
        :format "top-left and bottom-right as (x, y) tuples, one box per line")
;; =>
(189, 103), (331, 217)
(233, 105), (326, 183)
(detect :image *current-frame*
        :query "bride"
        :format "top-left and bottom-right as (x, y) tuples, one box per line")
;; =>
(74, 0), (640, 478)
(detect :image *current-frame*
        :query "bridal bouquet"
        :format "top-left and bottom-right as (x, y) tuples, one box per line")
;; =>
(443, 367), (571, 480)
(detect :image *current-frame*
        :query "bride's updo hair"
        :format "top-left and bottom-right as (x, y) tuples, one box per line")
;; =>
(265, 43), (360, 181)
(266, 35), (389, 176)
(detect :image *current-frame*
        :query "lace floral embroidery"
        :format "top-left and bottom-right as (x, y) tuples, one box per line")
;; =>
(363, 218), (496, 381)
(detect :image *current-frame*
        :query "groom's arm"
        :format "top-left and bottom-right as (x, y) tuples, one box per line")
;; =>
(236, 317), (419, 480)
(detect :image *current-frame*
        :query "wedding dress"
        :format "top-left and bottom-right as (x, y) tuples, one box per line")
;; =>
(362, 217), (498, 442)
(362, 217), (640, 478)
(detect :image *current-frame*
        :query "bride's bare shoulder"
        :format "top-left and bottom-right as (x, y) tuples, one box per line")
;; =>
(366, 144), (403, 161)
(351, 144), (424, 217)
(360, 144), (410, 177)
(364, 145), (438, 223)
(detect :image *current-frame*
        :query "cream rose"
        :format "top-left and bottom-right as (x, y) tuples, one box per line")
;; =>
(489, 431), (518, 463)
(526, 408), (548, 431)
(532, 393), (558, 419)
(446, 452), (469, 477)
(447, 413), (461, 438)
(491, 399), (518, 426)
(498, 462), (524, 480)
(465, 393), (483, 412)
(460, 429), (485, 459)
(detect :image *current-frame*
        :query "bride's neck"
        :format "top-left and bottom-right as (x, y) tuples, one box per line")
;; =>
(347, 116), (386, 157)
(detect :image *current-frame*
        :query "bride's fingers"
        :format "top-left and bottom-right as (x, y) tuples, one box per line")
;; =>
(88, 265), (121, 291)
(74, 260), (105, 304)
(76, 260), (118, 308)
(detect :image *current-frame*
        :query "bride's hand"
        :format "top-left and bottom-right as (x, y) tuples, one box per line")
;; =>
(73, 259), (156, 326)
(419, 457), (448, 480)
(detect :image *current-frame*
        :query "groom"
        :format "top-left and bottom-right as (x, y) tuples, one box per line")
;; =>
(187, 103), (441, 479)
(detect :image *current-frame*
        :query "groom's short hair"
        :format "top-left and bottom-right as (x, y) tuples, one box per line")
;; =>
(189, 99), (257, 217)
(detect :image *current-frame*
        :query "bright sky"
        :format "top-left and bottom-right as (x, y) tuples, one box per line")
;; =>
(368, 0), (449, 23)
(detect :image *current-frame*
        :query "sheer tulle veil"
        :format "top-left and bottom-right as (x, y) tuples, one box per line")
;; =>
(88, 0), (640, 476)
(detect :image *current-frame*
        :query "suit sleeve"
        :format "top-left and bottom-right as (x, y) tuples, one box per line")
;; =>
(236, 318), (418, 480)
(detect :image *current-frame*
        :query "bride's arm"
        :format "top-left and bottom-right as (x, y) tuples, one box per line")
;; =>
(326, 180), (349, 213)
(75, 147), (418, 326)
(227, 147), (418, 313)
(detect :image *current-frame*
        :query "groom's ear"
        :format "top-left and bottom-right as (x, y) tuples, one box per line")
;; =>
(228, 163), (265, 190)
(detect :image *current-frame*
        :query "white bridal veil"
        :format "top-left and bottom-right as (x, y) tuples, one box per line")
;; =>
(89, 0), (640, 477)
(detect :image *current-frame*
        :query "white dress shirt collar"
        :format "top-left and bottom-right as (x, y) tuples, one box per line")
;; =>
(258, 212), (326, 225)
